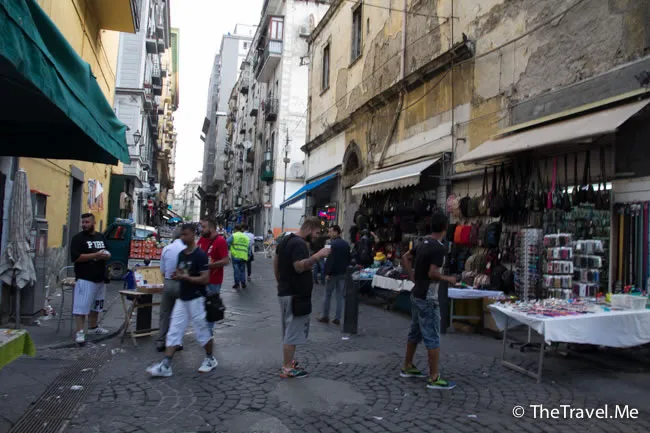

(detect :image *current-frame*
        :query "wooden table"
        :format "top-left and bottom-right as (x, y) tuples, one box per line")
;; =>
(119, 285), (163, 346)
(0, 328), (35, 369)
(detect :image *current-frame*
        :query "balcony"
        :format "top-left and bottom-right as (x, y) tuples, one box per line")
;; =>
(264, 98), (279, 122)
(96, 0), (140, 33)
(151, 63), (162, 86)
(260, 160), (274, 182)
(249, 99), (259, 117)
(254, 38), (283, 83)
(240, 77), (249, 95)
(246, 149), (255, 163)
(145, 30), (158, 54)
(144, 87), (154, 111)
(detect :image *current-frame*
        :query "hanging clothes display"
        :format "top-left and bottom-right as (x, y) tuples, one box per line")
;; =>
(613, 202), (649, 292)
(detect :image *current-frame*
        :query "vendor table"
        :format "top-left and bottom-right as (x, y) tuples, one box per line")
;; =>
(119, 286), (163, 346)
(0, 329), (35, 369)
(489, 304), (650, 383)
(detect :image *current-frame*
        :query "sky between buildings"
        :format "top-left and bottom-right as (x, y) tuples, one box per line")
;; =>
(171, 0), (263, 192)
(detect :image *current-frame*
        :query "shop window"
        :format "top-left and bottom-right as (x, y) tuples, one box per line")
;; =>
(351, 6), (362, 62)
(321, 43), (330, 92)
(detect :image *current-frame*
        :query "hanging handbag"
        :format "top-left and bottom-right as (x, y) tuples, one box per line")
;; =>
(578, 151), (589, 204)
(599, 147), (610, 210)
(478, 167), (489, 216)
(485, 221), (502, 249)
(586, 150), (596, 203)
(459, 194), (471, 218)
(562, 154), (572, 212)
(490, 163), (506, 218)
(460, 225), (472, 245)
(572, 153), (580, 205)
(446, 193), (458, 216)
(470, 221), (482, 247)
(454, 225), (464, 244)
(505, 164), (517, 223)
(533, 162), (543, 212)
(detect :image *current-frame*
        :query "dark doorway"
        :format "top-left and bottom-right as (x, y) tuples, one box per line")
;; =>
(68, 177), (83, 250)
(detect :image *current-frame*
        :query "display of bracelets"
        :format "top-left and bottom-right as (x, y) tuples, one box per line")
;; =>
(499, 298), (598, 317)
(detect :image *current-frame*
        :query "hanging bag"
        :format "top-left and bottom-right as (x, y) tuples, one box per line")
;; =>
(562, 154), (572, 212)
(599, 147), (610, 210)
(459, 194), (471, 218)
(478, 167), (489, 216)
(572, 153), (580, 206)
(490, 163), (506, 218)
(446, 193), (458, 216)
(586, 150), (596, 203)
(578, 151), (588, 204)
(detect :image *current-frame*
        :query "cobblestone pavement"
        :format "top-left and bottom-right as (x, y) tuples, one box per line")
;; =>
(4, 257), (650, 433)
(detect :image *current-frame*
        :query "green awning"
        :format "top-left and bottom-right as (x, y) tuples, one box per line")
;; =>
(0, 0), (129, 165)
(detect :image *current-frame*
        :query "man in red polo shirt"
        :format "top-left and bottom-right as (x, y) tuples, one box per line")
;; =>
(197, 217), (229, 332)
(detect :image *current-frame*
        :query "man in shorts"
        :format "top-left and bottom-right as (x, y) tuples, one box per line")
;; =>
(274, 217), (330, 378)
(70, 213), (111, 345)
(146, 224), (218, 377)
(400, 213), (458, 390)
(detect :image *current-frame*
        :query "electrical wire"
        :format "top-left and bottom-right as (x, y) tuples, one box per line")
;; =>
(341, 0), (449, 20)
(311, 18), (450, 125)
(310, 0), (589, 130)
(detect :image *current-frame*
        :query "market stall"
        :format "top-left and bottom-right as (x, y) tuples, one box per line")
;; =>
(489, 297), (650, 382)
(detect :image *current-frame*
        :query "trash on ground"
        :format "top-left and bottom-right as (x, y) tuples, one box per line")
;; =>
(372, 416), (383, 421)
(341, 336), (350, 340)
(81, 368), (94, 372)
(467, 414), (478, 419)
(111, 348), (125, 355)
(70, 385), (83, 391)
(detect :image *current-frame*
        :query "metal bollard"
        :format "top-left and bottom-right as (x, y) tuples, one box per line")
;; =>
(343, 266), (359, 334)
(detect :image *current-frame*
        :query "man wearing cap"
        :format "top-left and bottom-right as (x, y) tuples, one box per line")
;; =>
(156, 227), (186, 351)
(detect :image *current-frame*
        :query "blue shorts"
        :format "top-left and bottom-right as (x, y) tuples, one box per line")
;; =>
(408, 295), (441, 350)
(206, 284), (222, 296)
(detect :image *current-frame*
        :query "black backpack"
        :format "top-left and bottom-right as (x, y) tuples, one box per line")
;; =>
(356, 237), (373, 266)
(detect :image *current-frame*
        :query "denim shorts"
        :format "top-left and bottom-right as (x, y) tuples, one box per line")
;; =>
(408, 295), (441, 350)
(206, 284), (222, 296)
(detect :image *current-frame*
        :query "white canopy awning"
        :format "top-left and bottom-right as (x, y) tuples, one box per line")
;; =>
(455, 99), (650, 165)
(351, 157), (441, 196)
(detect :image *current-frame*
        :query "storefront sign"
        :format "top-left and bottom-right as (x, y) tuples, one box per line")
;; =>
(317, 205), (337, 222)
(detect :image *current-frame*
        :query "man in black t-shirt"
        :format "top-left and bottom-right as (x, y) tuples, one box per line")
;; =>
(274, 217), (330, 378)
(400, 213), (458, 390)
(70, 213), (111, 345)
(147, 224), (218, 377)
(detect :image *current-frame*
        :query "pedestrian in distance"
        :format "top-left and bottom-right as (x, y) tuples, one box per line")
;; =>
(318, 225), (351, 326)
(274, 216), (331, 378)
(243, 224), (255, 282)
(69, 213), (111, 345)
(197, 217), (229, 333)
(227, 224), (249, 289)
(146, 224), (218, 377)
(400, 212), (458, 390)
(156, 227), (185, 352)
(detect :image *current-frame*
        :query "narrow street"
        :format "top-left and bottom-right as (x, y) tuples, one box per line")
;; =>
(1, 257), (648, 433)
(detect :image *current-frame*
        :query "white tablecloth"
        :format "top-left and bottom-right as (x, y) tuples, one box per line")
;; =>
(489, 304), (650, 347)
(449, 288), (503, 299)
(372, 275), (414, 292)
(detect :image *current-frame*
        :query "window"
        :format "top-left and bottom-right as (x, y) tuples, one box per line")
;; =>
(321, 44), (330, 91)
(31, 192), (47, 219)
(243, 42), (248, 50)
(269, 17), (284, 40)
(351, 6), (362, 62)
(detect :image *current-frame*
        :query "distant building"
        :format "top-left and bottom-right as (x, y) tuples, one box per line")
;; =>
(174, 177), (202, 222)
(201, 24), (256, 219)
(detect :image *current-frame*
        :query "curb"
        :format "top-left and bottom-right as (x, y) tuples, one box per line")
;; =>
(39, 323), (125, 350)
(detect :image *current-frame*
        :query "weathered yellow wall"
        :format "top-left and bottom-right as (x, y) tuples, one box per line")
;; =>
(20, 0), (121, 248)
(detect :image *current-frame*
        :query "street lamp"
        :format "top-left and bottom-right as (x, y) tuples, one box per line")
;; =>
(281, 142), (290, 232)
(133, 129), (142, 145)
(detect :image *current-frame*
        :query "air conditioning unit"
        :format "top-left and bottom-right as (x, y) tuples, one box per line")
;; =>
(299, 26), (310, 37)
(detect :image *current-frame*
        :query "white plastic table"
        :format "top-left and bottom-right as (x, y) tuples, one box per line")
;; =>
(489, 304), (650, 382)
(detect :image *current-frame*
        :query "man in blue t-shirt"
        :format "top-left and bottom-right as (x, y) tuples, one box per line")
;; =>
(147, 224), (218, 377)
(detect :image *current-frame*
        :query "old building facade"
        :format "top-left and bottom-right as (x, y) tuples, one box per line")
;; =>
(303, 0), (650, 233)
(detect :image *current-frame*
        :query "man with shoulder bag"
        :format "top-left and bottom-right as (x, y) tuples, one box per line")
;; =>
(198, 218), (229, 332)
(274, 217), (330, 378)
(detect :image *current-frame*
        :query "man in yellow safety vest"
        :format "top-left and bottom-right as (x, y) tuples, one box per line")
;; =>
(227, 224), (250, 289)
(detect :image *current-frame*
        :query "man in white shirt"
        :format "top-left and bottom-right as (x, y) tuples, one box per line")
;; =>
(243, 224), (256, 282)
(156, 228), (186, 352)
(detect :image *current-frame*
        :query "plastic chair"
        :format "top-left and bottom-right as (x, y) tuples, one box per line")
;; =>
(56, 266), (76, 334)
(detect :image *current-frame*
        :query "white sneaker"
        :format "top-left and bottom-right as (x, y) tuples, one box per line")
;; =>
(146, 361), (173, 377)
(87, 326), (110, 335)
(198, 357), (218, 373)
(75, 330), (85, 344)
